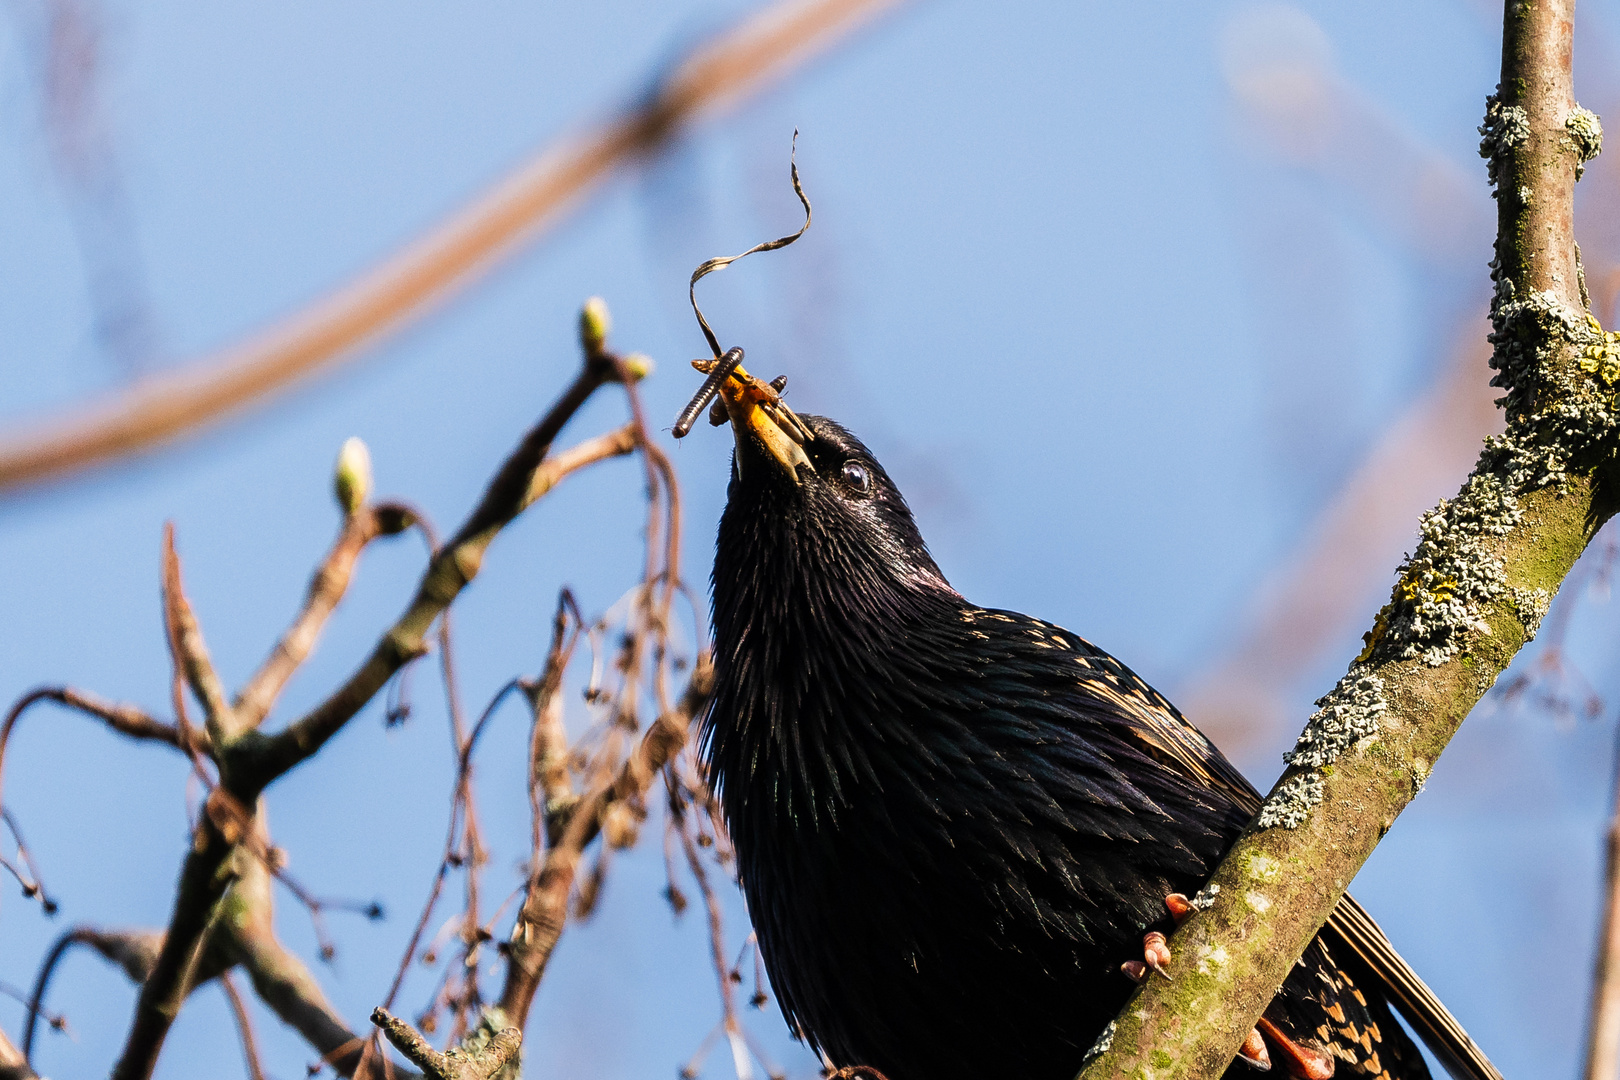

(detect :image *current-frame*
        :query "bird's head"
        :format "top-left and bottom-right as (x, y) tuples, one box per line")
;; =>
(702, 357), (955, 641)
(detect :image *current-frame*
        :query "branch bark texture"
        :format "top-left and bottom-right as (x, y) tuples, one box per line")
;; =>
(1080, 1), (1611, 1076)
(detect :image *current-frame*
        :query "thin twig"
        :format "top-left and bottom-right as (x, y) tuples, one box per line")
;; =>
(525, 592), (584, 853)
(161, 524), (234, 747)
(235, 503), (404, 727)
(1586, 719), (1620, 1079)
(24, 927), (162, 1060)
(498, 660), (714, 1023)
(0, 686), (184, 809)
(0, 811), (56, 916)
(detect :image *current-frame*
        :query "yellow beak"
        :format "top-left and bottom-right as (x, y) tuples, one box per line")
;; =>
(694, 357), (813, 480)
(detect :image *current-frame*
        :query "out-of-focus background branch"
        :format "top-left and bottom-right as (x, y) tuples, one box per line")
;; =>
(0, 0), (903, 494)
(8, 0), (1620, 1077)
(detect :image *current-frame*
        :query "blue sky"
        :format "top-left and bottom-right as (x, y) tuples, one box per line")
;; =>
(3, 1), (1618, 1076)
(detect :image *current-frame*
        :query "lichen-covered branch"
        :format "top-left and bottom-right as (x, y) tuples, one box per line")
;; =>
(371, 1008), (520, 1080)
(1079, 1), (1612, 1076)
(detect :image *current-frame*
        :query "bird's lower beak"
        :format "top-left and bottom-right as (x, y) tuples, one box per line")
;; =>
(703, 359), (813, 481)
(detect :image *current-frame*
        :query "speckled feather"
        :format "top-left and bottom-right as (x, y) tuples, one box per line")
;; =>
(705, 416), (1434, 1080)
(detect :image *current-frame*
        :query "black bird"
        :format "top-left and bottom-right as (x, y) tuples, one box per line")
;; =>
(695, 360), (1501, 1080)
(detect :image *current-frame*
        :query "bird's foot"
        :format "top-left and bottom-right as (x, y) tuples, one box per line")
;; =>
(824, 1068), (891, 1080)
(1238, 1026), (1272, 1071)
(1119, 931), (1173, 982)
(1165, 892), (1195, 924)
(1256, 1018), (1335, 1079)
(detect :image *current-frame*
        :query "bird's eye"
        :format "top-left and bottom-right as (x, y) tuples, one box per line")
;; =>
(840, 460), (873, 495)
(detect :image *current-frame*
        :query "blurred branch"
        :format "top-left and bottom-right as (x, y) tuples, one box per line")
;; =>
(0, 1028), (37, 1080)
(24, 926), (162, 1061)
(1587, 725), (1620, 1079)
(0, 687), (187, 812)
(1083, 0), (1608, 1074)
(0, 0), (907, 496)
(220, 973), (268, 1080)
(1183, 332), (1501, 754)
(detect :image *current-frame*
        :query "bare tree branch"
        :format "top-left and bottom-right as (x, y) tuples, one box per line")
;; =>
(0, 687), (187, 813)
(1081, 1), (1609, 1075)
(235, 502), (410, 728)
(497, 658), (714, 1025)
(243, 361), (632, 787)
(110, 329), (639, 1080)
(222, 812), (403, 1080)
(24, 926), (162, 1061)
(0, 0), (907, 496)
(161, 524), (234, 747)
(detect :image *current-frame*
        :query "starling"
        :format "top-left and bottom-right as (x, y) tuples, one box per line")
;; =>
(693, 359), (1502, 1080)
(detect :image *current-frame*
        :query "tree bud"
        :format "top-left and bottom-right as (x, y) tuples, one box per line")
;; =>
(579, 296), (612, 354)
(333, 436), (372, 516)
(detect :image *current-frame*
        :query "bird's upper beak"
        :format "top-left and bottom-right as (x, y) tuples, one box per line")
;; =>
(699, 358), (813, 481)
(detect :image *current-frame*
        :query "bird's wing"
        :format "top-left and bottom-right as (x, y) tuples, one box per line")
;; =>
(1325, 895), (1503, 1080)
(1063, 629), (1502, 1080)
(1065, 633), (1263, 815)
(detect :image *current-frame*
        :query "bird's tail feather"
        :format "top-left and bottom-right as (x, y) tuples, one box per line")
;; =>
(1326, 894), (1502, 1080)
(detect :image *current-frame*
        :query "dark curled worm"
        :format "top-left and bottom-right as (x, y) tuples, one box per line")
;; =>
(673, 346), (744, 438)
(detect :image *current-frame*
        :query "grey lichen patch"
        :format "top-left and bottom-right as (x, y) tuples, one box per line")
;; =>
(1189, 883), (1221, 911)
(1511, 586), (1551, 639)
(1284, 667), (1387, 769)
(1256, 771), (1324, 830)
(1379, 474), (1522, 666)
(1082, 1020), (1116, 1065)
(1566, 106), (1604, 180)
(1480, 91), (1531, 190)
(1485, 276), (1620, 485)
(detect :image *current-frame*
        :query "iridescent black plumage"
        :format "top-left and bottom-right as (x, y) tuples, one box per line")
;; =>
(704, 414), (1455, 1080)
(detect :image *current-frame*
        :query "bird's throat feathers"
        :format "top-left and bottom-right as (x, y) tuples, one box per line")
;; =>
(705, 416), (960, 826)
